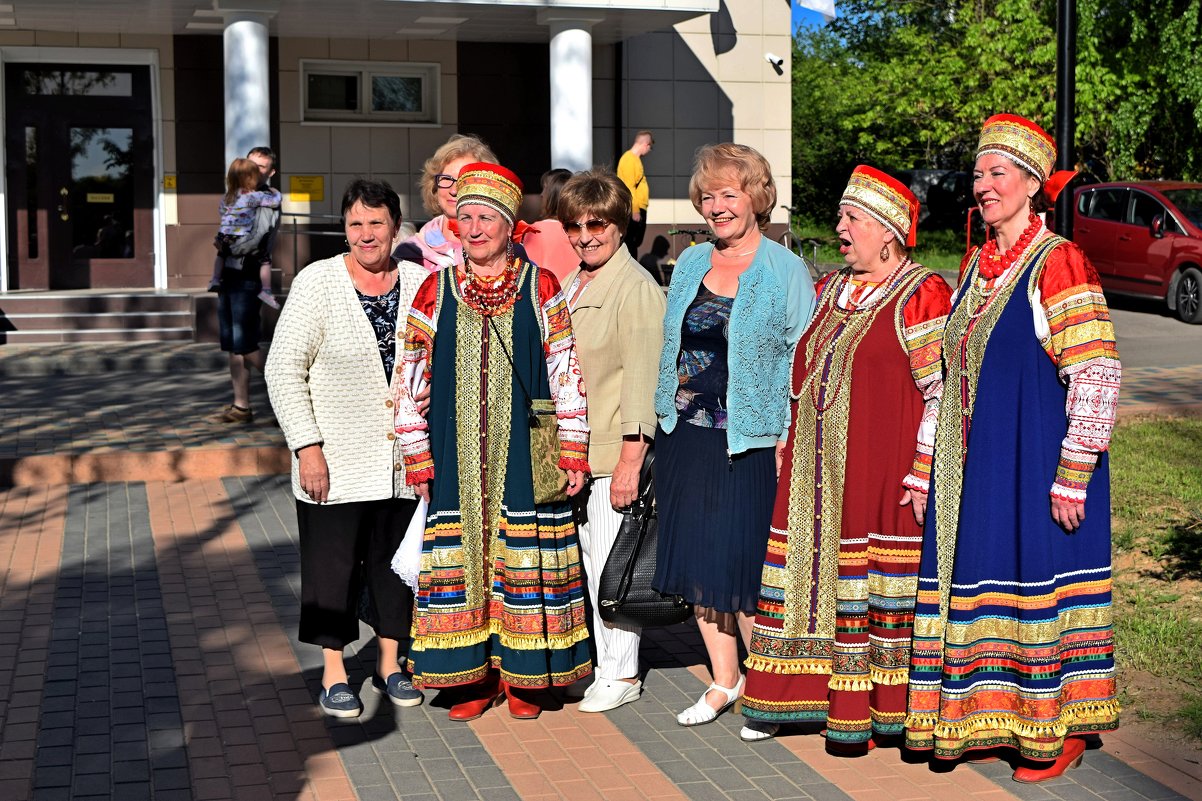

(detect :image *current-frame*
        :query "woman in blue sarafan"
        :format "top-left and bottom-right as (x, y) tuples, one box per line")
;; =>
(906, 114), (1121, 783)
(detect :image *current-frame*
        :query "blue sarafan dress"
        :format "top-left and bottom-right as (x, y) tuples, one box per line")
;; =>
(907, 232), (1121, 761)
(395, 261), (593, 690)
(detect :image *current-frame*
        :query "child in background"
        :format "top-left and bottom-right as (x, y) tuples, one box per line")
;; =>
(209, 157), (282, 309)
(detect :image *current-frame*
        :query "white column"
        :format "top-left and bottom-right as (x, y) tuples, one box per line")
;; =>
(539, 11), (603, 172)
(222, 10), (272, 168)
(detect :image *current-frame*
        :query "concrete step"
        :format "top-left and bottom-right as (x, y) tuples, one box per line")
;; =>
(0, 342), (232, 376)
(1, 327), (195, 344)
(1, 310), (193, 330)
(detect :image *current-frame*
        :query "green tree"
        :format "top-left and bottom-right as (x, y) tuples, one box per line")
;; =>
(791, 0), (1202, 221)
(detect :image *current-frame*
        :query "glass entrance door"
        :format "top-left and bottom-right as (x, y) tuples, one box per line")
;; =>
(4, 65), (154, 289)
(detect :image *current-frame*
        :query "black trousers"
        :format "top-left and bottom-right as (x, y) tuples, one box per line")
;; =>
(623, 208), (648, 257)
(297, 496), (419, 652)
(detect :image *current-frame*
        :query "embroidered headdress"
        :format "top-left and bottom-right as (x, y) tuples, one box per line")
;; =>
(455, 162), (523, 226)
(840, 165), (919, 248)
(976, 113), (1076, 201)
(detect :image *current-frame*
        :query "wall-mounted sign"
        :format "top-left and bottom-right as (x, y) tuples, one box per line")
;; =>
(162, 175), (177, 190)
(289, 175), (325, 203)
(86, 193), (115, 203)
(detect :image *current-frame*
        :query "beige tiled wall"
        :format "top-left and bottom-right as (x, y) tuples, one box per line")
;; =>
(622, 0), (792, 227)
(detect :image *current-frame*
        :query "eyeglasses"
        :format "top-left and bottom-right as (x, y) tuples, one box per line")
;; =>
(562, 219), (610, 237)
(434, 173), (456, 189)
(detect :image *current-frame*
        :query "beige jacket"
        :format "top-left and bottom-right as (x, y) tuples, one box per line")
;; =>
(565, 248), (666, 477)
(265, 255), (428, 504)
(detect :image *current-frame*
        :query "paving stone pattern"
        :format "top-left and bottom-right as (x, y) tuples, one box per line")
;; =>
(35, 483), (192, 801)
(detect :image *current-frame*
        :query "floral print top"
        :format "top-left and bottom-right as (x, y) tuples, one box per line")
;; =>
(674, 284), (732, 429)
(357, 281), (401, 381)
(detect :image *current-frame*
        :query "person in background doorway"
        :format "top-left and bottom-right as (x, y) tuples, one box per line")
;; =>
(617, 130), (653, 257)
(393, 133), (497, 272)
(207, 145), (281, 425)
(521, 168), (581, 284)
(208, 157), (282, 310)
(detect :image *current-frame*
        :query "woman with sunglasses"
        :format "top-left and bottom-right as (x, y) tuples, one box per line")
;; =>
(555, 169), (666, 713)
(393, 134), (498, 272)
(653, 143), (816, 726)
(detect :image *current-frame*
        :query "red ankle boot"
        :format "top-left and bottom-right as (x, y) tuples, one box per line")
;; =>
(447, 673), (502, 722)
(1012, 737), (1086, 783)
(503, 682), (542, 719)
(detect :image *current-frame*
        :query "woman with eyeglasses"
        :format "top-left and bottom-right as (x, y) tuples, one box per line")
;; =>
(653, 143), (816, 727)
(393, 134), (498, 272)
(554, 169), (666, 713)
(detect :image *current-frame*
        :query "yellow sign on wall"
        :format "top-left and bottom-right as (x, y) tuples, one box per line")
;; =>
(289, 175), (325, 203)
(86, 193), (115, 203)
(162, 175), (177, 190)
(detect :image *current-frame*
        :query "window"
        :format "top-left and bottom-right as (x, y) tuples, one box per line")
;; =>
(1085, 188), (1127, 221)
(1127, 191), (1164, 228)
(301, 60), (439, 124)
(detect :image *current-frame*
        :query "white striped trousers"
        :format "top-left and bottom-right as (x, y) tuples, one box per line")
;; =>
(576, 476), (642, 680)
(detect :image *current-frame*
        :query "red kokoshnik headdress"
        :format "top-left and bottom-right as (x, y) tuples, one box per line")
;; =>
(976, 113), (1077, 202)
(840, 165), (919, 248)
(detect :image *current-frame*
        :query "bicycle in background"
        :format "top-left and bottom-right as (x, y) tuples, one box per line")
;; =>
(777, 205), (825, 281)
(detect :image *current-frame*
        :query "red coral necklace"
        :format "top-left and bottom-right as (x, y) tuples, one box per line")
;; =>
(978, 213), (1041, 281)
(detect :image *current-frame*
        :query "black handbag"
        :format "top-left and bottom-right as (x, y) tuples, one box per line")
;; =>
(597, 454), (693, 628)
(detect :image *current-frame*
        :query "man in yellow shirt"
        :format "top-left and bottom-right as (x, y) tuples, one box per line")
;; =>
(617, 130), (653, 257)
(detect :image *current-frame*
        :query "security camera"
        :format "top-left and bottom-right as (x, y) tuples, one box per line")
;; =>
(764, 52), (784, 74)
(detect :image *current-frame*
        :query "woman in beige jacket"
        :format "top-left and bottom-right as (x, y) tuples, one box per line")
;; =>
(557, 169), (666, 712)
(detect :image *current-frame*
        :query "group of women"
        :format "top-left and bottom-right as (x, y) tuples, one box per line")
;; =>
(264, 111), (1120, 785)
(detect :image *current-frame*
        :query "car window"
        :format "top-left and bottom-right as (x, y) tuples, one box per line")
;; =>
(1127, 191), (1165, 227)
(1161, 189), (1202, 229)
(1088, 188), (1128, 221)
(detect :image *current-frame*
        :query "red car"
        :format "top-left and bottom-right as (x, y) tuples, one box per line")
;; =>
(1073, 181), (1202, 323)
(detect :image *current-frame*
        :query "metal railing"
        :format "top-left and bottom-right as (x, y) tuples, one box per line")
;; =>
(280, 211), (345, 275)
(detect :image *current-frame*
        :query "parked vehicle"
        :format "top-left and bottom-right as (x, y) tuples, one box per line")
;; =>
(1074, 181), (1202, 324)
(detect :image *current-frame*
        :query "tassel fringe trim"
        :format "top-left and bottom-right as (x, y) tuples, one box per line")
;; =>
(906, 699), (1122, 742)
(743, 655), (831, 676)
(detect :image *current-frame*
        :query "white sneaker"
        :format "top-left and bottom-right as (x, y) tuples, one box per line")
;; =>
(577, 678), (642, 713)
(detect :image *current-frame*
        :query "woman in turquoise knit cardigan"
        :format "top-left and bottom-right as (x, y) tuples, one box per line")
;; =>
(652, 143), (816, 727)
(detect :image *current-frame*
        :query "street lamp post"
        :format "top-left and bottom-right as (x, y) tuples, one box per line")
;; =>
(1055, 0), (1076, 238)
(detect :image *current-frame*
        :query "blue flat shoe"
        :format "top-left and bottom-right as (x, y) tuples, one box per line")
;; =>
(371, 672), (423, 708)
(319, 682), (362, 718)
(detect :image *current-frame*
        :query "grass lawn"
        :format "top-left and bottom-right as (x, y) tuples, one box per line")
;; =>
(1110, 415), (1202, 740)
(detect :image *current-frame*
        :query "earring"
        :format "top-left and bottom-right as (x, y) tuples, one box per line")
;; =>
(506, 239), (514, 263)
(879, 244), (890, 262)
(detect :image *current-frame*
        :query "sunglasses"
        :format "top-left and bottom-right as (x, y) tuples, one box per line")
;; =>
(434, 173), (456, 189)
(562, 218), (610, 237)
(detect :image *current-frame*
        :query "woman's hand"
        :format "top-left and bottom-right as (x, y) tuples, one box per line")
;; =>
(1051, 495), (1085, 532)
(609, 457), (642, 510)
(415, 385), (431, 417)
(899, 488), (928, 526)
(297, 444), (330, 503)
(413, 481), (431, 503)
(566, 469), (588, 498)
(775, 440), (787, 478)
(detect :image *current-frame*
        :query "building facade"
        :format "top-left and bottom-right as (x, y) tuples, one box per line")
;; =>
(0, 0), (792, 294)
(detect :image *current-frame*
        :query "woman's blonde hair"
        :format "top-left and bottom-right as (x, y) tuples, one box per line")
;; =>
(687, 143), (777, 230)
(419, 133), (497, 216)
(223, 158), (261, 205)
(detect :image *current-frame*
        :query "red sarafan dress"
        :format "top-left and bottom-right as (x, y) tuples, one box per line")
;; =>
(741, 263), (951, 747)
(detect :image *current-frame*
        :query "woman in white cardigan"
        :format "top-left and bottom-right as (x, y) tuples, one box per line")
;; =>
(266, 179), (428, 719)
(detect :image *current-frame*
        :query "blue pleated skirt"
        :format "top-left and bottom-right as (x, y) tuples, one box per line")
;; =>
(652, 420), (776, 614)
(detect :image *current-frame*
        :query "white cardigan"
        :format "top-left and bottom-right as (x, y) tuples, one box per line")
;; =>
(265, 255), (428, 504)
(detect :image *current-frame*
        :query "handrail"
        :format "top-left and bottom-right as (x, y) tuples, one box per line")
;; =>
(280, 211), (345, 276)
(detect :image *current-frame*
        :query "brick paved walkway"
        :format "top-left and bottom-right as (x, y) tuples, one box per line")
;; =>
(2, 474), (1199, 801)
(0, 342), (1200, 800)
